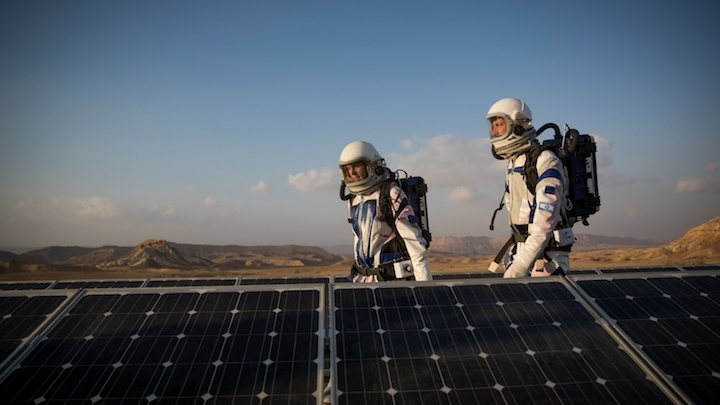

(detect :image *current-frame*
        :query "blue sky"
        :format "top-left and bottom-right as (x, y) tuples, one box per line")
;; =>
(1, 1), (719, 249)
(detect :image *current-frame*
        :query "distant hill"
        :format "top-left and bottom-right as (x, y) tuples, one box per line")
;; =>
(3, 241), (344, 268)
(99, 239), (214, 269)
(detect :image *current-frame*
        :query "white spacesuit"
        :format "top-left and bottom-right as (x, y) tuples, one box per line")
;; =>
(339, 141), (431, 282)
(487, 98), (570, 278)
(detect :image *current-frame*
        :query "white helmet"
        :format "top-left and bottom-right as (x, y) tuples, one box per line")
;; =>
(338, 141), (389, 195)
(486, 97), (537, 159)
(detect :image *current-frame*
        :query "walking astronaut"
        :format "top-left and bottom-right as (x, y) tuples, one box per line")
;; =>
(338, 141), (432, 282)
(486, 98), (571, 278)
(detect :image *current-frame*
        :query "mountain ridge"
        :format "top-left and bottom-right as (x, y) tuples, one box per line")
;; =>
(1, 215), (717, 269)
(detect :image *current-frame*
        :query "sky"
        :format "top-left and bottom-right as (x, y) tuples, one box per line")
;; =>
(2, 1), (719, 250)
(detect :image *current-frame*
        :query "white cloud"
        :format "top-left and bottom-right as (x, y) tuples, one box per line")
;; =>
(8, 199), (45, 223)
(204, 196), (217, 208)
(185, 185), (196, 193)
(707, 162), (720, 171)
(70, 196), (119, 218)
(677, 177), (705, 193)
(251, 180), (270, 193)
(160, 205), (176, 217)
(288, 168), (334, 192)
(447, 186), (478, 204)
(401, 139), (413, 149)
(387, 134), (505, 188)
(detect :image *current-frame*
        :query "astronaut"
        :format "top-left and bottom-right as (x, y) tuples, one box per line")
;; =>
(339, 141), (431, 282)
(486, 98), (571, 278)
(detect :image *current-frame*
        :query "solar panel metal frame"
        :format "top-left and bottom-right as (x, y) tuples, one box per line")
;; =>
(329, 278), (687, 404)
(0, 284), (326, 404)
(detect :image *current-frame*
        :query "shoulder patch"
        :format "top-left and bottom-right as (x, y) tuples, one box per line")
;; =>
(538, 202), (555, 213)
(544, 186), (556, 195)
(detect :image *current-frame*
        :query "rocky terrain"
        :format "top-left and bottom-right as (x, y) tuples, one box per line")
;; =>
(1, 215), (718, 280)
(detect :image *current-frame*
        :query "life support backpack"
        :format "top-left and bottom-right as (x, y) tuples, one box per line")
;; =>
(526, 123), (601, 226)
(490, 123), (601, 231)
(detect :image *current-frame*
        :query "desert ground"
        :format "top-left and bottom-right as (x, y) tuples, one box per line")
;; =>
(2, 248), (715, 282)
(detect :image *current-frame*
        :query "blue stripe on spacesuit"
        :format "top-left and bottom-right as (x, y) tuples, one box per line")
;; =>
(351, 201), (377, 268)
(537, 168), (562, 183)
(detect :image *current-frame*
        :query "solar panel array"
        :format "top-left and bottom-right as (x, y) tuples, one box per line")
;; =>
(1, 264), (719, 404)
(0, 285), (324, 404)
(330, 279), (679, 405)
(575, 273), (720, 405)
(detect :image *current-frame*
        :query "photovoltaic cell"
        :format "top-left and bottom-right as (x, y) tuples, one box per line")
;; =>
(0, 286), (324, 404)
(331, 280), (677, 404)
(575, 274), (720, 405)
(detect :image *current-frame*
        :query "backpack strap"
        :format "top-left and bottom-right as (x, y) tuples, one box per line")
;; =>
(521, 143), (543, 196)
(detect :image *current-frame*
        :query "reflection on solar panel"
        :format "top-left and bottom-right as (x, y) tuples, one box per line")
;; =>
(0, 281), (53, 290)
(0, 286), (324, 404)
(145, 278), (238, 287)
(576, 274), (720, 404)
(0, 291), (75, 373)
(52, 280), (145, 289)
(240, 276), (331, 285)
(331, 280), (679, 404)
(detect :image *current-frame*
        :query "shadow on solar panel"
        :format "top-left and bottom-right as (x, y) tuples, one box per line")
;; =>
(331, 280), (681, 404)
(0, 286), (325, 404)
(575, 274), (720, 405)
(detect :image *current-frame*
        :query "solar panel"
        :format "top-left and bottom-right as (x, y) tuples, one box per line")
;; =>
(575, 273), (720, 404)
(52, 279), (145, 289)
(145, 278), (238, 287)
(0, 290), (75, 375)
(0, 285), (325, 404)
(680, 264), (720, 271)
(240, 276), (331, 285)
(432, 272), (502, 280)
(0, 281), (53, 290)
(330, 279), (680, 404)
(597, 266), (681, 274)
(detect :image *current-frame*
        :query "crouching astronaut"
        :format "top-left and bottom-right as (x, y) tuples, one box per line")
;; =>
(486, 98), (572, 278)
(339, 141), (432, 282)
